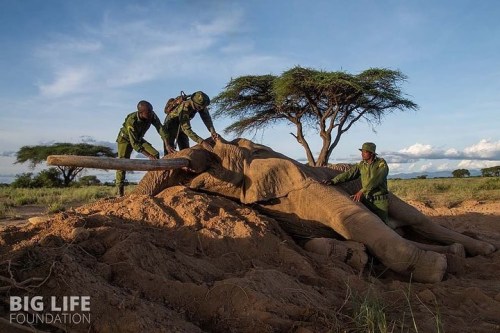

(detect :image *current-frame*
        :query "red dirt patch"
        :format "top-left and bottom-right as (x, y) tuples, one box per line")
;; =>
(0, 186), (499, 332)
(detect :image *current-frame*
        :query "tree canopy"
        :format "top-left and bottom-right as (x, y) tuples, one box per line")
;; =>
(452, 169), (470, 178)
(213, 66), (418, 166)
(16, 143), (115, 186)
(481, 166), (500, 177)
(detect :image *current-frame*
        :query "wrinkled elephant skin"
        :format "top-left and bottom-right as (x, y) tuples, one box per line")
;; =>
(133, 138), (496, 283)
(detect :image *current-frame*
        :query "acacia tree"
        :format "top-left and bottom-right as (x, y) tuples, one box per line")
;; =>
(213, 66), (418, 166)
(16, 143), (115, 186)
(452, 169), (470, 178)
(481, 166), (500, 177)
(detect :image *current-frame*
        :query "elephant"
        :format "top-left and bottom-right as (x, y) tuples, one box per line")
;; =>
(47, 138), (496, 283)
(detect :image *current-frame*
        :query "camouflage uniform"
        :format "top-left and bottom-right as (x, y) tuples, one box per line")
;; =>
(331, 156), (389, 223)
(163, 91), (216, 152)
(115, 110), (167, 187)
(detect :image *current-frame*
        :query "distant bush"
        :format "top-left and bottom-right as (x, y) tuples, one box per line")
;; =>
(11, 173), (36, 188)
(77, 175), (101, 186)
(11, 168), (63, 188)
(34, 168), (64, 188)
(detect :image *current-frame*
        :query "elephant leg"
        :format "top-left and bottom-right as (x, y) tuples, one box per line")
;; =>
(388, 194), (496, 256)
(407, 240), (466, 257)
(265, 182), (447, 283)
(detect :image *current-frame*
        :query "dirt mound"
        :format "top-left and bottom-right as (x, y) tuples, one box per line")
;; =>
(1, 186), (499, 332)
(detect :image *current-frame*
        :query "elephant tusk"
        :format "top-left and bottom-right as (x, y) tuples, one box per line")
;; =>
(46, 155), (190, 171)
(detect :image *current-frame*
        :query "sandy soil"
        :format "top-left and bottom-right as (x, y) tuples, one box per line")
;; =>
(0, 187), (499, 333)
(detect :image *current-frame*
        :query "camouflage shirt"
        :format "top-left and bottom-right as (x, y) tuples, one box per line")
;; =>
(116, 111), (167, 152)
(166, 101), (215, 144)
(331, 156), (389, 197)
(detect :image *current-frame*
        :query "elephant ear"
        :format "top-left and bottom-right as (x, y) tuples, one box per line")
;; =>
(237, 140), (311, 204)
(189, 139), (247, 200)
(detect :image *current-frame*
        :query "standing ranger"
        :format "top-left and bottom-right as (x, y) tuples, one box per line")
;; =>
(163, 91), (218, 154)
(324, 142), (390, 223)
(115, 100), (168, 196)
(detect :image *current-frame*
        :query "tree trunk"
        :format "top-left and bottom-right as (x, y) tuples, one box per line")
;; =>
(47, 155), (190, 171)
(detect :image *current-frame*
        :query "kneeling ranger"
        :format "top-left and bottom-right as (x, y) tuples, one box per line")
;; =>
(324, 142), (389, 223)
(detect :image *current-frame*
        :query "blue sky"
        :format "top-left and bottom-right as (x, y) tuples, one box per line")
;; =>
(1, 0), (499, 182)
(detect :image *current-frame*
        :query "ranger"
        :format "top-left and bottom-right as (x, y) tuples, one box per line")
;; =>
(115, 100), (168, 196)
(163, 91), (218, 154)
(324, 142), (389, 223)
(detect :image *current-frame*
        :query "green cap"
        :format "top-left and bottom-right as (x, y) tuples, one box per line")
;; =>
(359, 142), (377, 154)
(191, 91), (210, 107)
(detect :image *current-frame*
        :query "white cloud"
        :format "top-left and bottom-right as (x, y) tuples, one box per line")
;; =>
(386, 139), (500, 163)
(420, 163), (433, 171)
(437, 163), (450, 171)
(38, 67), (93, 98)
(387, 163), (402, 172)
(399, 143), (434, 156)
(457, 160), (500, 169)
(444, 148), (459, 157)
(32, 9), (286, 95)
(463, 139), (500, 159)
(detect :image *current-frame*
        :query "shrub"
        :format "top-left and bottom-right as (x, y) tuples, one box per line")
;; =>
(11, 173), (35, 188)
(33, 168), (63, 188)
(77, 175), (102, 186)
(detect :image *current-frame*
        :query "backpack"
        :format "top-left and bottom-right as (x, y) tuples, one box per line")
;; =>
(164, 91), (188, 114)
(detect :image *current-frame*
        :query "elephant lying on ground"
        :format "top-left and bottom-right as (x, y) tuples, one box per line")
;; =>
(130, 138), (495, 283)
(48, 138), (496, 283)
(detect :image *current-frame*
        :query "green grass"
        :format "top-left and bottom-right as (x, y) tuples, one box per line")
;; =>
(1, 177), (498, 216)
(388, 177), (500, 207)
(352, 290), (389, 333)
(347, 280), (444, 333)
(0, 185), (129, 217)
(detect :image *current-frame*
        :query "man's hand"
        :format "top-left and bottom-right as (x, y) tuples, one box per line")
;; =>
(165, 145), (176, 154)
(351, 190), (364, 202)
(322, 179), (332, 186)
(142, 151), (158, 160)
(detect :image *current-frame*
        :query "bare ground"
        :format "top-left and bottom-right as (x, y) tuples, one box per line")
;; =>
(0, 187), (499, 332)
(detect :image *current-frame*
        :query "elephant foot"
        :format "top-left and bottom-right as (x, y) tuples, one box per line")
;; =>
(409, 251), (447, 283)
(465, 240), (496, 256)
(304, 238), (368, 272)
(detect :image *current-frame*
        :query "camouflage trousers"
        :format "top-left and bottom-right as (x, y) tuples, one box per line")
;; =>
(362, 197), (389, 224)
(163, 117), (190, 154)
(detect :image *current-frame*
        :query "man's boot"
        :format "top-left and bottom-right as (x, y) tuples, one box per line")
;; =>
(117, 184), (124, 197)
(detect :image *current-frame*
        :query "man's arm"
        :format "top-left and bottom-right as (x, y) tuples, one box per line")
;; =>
(179, 109), (203, 143)
(198, 108), (217, 138)
(331, 164), (360, 185)
(124, 120), (144, 153)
